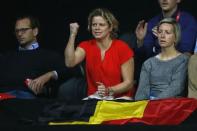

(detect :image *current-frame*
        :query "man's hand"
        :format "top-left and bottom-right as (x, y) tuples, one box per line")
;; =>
(135, 20), (148, 47)
(27, 71), (56, 94)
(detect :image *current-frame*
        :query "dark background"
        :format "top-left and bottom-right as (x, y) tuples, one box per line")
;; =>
(0, 0), (196, 54)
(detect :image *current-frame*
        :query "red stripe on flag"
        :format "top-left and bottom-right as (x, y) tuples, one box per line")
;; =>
(103, 98), (197, 125)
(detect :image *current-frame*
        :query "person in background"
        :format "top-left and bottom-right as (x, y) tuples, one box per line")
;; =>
(135, 18), (189, 101)
(134, 0), (197, 85)
(136, 0), (197, 57)
(188, 54), (197, 99)
(63, 8), (134, 101)
(0, 15), (80, 99)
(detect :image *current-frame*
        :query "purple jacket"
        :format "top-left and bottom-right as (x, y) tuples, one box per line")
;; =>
(141, 10), (197, 58)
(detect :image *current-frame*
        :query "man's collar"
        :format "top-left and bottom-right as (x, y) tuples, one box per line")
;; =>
(18, 42), (39, 51)
(161, 8), (180, 20)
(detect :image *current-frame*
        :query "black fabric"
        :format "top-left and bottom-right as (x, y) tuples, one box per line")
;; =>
(38, 100), (97, 125)
(58, 77), (87, 103)
(0, 98), (97, 126)
(0, 48), (81, 94)
(119, 32), (137, 50)
(0, 98), (49, 126)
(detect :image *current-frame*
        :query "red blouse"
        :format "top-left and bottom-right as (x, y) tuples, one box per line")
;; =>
(79, 39), (134, 97)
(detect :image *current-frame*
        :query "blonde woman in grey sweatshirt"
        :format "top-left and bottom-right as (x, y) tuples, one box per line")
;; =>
(135, 18), (189, 101)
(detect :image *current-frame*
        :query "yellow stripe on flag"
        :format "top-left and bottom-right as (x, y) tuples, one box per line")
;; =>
(49, 121), (90, 125)
(49, 100), (148, 125)
(89, 100), (148, 124)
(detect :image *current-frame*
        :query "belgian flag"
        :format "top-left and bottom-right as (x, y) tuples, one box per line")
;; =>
(47, 98), (197, 125)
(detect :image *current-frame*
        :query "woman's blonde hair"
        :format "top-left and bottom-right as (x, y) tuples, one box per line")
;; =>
(157, 18), (181, 46)
(88, 8), (119, 39)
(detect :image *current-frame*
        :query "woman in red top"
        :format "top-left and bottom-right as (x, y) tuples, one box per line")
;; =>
(65, 8), (134, 99)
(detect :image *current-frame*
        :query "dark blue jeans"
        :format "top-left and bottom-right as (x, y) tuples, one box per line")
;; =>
(58, 77), (87, 103)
